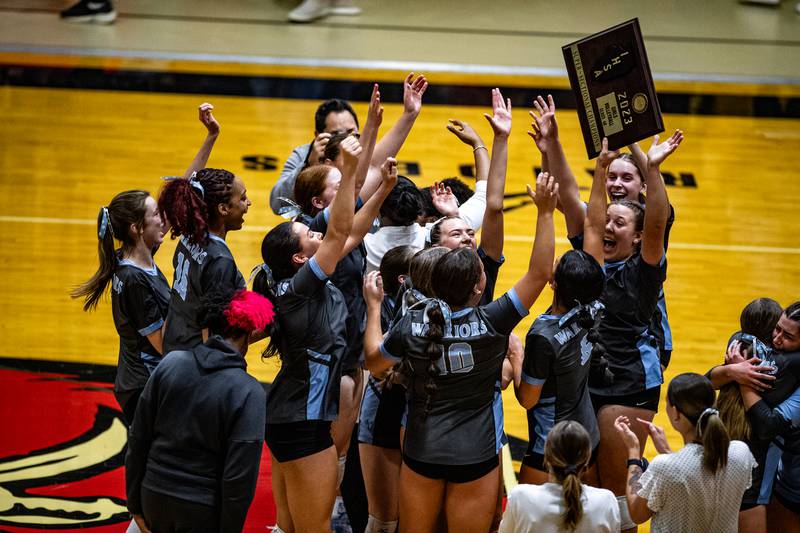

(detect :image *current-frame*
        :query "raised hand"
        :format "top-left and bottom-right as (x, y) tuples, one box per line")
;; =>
(646, 129), (684, 167)
(483, 88), (512, 138)
(728, 358), (776, 391)
(380, 157), (398, 188)
(725, 340), (748, 365)
(403, 72), (428, 116)
(528, 94), (557, 152)
(198, 102), (220, 136)
(614, 415), (641, 454)
(430, 181), (459, 217)
(368, 83), (384, 128)
(309, 132), (332, 166)
(340, 135), (363, 173)
(637, 418), (672, 454)
(598, 137), (621, 168)
(528, 172), (559, 213)
(446, 119), (484, 148)
(363, 270), (384, 306)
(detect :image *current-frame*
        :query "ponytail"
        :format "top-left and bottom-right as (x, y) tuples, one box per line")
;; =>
(422, 301), (445, 417)
(667, 373), (731, 475)
(543, 420), (591, 532)
(71, 191), (149, 311)
(251, 264), (282, 359)
(698, 407), (730, 474)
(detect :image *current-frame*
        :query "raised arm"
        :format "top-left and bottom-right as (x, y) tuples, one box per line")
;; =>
(479, 88), (511, 261)
(182, 103), (220, 179)
(370, 73), (427, 165)
(584, 138), (619, 265)
(529, 95), (584, 237)
(638, 131), (683, 266)
(614, 416), (653, 525)
(363, 270), (394, 377)
(343, 158), (398, 256)
(355, 84), (385, 201)
(446, 119), (489, 185)
(512, 172), (557, 309)
(313, 137), (361, 275)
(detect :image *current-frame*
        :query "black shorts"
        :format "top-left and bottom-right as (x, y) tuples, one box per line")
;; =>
(358, 380), (406, 449)
(265, 420), (333, 463)
(775, 491), (800, 515)
(402, 454), (498, 484)
(522, 444), (599, 472)
(591, 386), (661, 413)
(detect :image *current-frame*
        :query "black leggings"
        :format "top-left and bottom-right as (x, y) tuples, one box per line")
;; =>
(141, 487), (218, 532)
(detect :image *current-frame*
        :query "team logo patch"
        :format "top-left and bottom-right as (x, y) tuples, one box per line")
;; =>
(632, 93), (649, 114)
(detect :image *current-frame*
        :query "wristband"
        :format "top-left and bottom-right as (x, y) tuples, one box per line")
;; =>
(473, 145), (488, 153)
(627, 457), (649, 471)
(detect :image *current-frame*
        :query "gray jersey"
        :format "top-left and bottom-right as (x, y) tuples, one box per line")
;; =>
(266, 257), (348, 423)
(163, 234), (245, 352)
(522, 305), (601, 456)
(381, 289), (528, 465)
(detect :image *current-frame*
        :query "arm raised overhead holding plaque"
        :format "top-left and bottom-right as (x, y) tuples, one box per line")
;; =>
(562, 18), (664, 159)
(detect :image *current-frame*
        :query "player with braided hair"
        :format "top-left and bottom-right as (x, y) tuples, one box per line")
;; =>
(365, 172), (557, 533)
(158, 107), (252, 352)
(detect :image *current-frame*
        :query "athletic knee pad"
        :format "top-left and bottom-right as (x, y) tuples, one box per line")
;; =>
(617, 495), (636, 531)
(365, 515), (398, 533)
(337, 455), (347, 487)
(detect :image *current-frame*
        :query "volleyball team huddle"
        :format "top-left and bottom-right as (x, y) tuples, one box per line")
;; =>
(74, 73), (800, 533)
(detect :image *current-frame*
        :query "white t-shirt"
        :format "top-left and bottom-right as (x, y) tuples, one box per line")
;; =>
(363, 180), (487, 273)
(499, 482), (620, 533)
(640, 441), (756, 533)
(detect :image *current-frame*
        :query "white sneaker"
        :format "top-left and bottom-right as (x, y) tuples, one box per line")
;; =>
(287, 0), (331, 22)
(330, 0), (361, 16)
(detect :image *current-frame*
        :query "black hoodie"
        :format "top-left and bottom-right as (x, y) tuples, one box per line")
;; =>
(126, 335), (266, 532)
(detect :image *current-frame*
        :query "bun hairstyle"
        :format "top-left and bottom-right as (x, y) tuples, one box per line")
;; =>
(544, 421), (592, 532)
(158, 168), (236, 245)
(294, 165), (333, 217)
(198, 287), (275, 340)
(71, 190), (150, 311)
(380, 176), (423, 226)
(719, 297), (783, 440)
(431, 247), (481, 308)
(667, 373), (731, 474)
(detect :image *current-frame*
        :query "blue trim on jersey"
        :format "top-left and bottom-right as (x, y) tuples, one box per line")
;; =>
(508, 288), (529, 318)
(531, 400), (556, 455)
(777, 387), (800, 425)
(323, 207), (330, 224)
(603, 260), (626, 275)
(759, 442), (783, 504)
(140, 352), (160, 375)
(537, 314), (560, 320)
(379, 342), (402, 362)
(118, 258), (158, 276)
(521, 371), (546, 387)
(657, 290), (673, 350)
(637, 331), (664, 389)
(356, 196), (364, 209)
(358, 377), (381, 444)
(493, 380), (507, 452)
(308, 257), (327, 281)
(208, 232), (230, 250)
(306, 349), (332, 420)
(138, 318), (164, 337)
